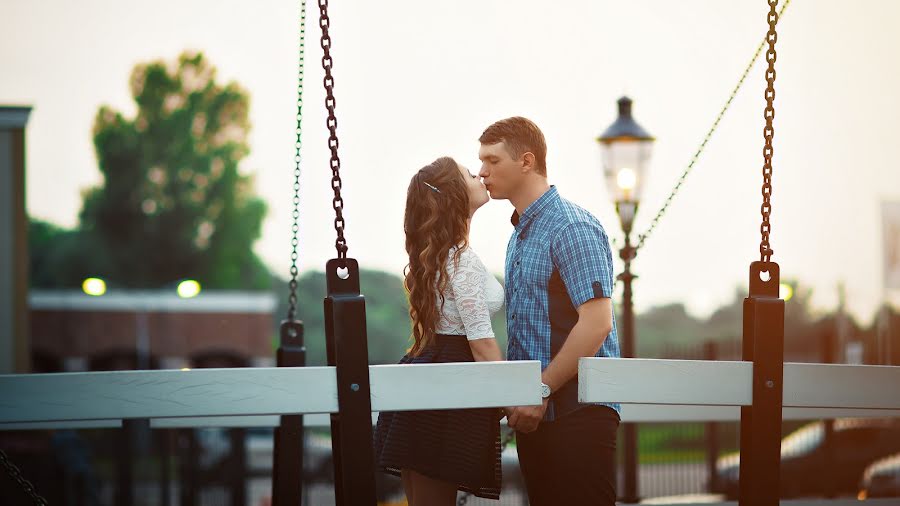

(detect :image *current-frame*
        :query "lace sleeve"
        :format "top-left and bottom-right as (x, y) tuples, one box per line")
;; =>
(449, 249), (496, 341)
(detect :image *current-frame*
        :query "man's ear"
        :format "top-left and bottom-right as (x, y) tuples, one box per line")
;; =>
(521, 151), (536, 173)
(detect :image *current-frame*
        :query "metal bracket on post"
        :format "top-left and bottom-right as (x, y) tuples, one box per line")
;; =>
(273, 319), (306, 506)
(739, 261), (784, 506)
(324, 258), (377, 506)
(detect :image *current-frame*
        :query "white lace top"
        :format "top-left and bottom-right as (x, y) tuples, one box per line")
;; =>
(435, 247), (504, 340)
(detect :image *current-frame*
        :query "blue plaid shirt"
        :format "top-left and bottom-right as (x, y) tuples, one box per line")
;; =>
(505, 186), (620, 420)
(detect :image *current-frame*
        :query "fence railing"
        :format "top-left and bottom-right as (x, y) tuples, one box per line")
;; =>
(2, 357), (899, 505)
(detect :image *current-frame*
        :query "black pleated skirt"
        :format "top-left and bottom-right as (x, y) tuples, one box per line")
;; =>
(373, 334), (502, 499)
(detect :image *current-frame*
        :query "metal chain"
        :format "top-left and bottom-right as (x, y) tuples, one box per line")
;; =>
(287, 0), (307, 322)
(456, 430), (516, 506)
(0, 449), (49, 505)
(318, 0), (348, 260)
(634, 0), (791, 252)
(759, 0), (779, 263)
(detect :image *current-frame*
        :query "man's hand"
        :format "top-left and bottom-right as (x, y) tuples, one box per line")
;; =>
(506, 398), (549, 433)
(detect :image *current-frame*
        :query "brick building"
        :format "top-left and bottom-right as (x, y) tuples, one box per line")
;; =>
(29, 290), (277, 371)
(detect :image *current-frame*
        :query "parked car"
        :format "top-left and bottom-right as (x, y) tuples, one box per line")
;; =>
(859, 453), (900, 499)
(710, 418), (900, 499)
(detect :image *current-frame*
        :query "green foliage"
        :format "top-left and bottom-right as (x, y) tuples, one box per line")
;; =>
(634, 280), (833, 359)
(32, 51), (269, 290)
(272, 269), (508, 365)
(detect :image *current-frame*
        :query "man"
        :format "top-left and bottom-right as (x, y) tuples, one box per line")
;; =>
(478, 116), (620, 505)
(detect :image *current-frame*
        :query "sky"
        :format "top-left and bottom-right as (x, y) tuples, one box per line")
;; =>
(2, 0), (899, 323)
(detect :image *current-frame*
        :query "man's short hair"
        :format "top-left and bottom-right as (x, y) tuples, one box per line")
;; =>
(479, 116), (547, 176)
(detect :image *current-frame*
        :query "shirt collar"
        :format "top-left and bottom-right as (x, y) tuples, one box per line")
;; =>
(510, 186), (558, 227)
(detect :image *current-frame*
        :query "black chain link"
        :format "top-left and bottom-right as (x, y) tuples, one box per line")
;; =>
(759, 0), (779, 263)
(634, 0), (791, 252)
(318, 0), (348, 260)
(287, 0), (307, 321)
(456, 429), (516, 506)
(0, 449), (49, 505)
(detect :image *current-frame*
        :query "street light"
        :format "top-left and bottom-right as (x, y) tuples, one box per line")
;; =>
(597, 96), (654, 504)
(177, 279), (201, 298)
(82, 277), (107, 296)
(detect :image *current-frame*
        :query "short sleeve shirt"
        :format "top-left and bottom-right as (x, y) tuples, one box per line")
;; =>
(505, 186), (621, 420)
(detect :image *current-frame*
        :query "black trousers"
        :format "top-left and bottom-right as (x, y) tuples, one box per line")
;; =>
(516, 405), (619, 506)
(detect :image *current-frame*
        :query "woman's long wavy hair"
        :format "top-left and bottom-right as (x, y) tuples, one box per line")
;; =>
(404, 157), (470, 356)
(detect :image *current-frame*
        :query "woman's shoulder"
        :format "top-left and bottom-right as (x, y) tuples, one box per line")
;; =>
(448, 245), (487, 271)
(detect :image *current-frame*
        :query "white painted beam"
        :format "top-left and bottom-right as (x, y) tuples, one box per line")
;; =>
(580, 358), (900, 410)
(620, 404), (900, 423)
(0, 361), (541, 424)
(579, 358), (753, 406)
(639, 500), (897, 506)
(784, 363), (900, 409)
(370, 361), (541, 411)
(0, 419), (123, 431)
(0, 367), (338, 423)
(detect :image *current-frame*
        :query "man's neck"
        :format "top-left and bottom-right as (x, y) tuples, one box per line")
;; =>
(511, 180), (552, 216)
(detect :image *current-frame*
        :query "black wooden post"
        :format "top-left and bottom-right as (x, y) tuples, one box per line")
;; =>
(159, 429), (172, 506)
(704, 340), (720, 493)
(179, 429), (198, 506)
(229, 428), (247, 506)
(821, 330), (837, 498)
(738, 262), (784, 506)
(115, 419), (137, 506)
(324, 258), (377, 506)
(273, 319), (305, 506)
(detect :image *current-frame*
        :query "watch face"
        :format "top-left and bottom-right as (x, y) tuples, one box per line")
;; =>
(541, 383), (551, 398)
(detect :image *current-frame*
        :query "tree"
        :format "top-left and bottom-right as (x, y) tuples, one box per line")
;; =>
(73, 51), (269, 289)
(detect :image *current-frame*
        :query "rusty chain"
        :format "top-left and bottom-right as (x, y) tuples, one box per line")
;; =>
(759, 0), (779, 263)
(318, 0), (348, 260)
(0, 449), (49, 505)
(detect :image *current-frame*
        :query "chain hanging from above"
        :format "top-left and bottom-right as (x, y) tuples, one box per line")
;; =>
(318, 0), (348, 262)
(634, 0), (791, 252)
(759, 0), (779, 264)
(286, 0), (307, 322)
(0, 449), (49, 506)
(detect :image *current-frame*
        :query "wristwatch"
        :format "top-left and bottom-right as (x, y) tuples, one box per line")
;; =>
(540, 382), (552, 399)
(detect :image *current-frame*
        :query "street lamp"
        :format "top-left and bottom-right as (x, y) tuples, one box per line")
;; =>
(597, 96), (654, 504)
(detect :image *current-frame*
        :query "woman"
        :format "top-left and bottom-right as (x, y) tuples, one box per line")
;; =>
(373, 156), (505, 505)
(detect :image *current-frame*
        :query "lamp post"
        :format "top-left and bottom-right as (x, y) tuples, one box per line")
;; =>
(597, 96), (654, 504)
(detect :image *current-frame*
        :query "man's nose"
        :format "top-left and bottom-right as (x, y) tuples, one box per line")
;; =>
(478, 165), (489, 178)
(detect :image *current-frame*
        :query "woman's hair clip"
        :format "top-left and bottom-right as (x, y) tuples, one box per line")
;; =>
(423, 182), (441, 194)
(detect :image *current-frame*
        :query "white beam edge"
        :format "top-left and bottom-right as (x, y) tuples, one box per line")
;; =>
(640, 500), (897, 506)
(784, 362), (900, 409)
(580, 359), (900, 410)
(150, 413), (376, 429)
(0, 367), (339, 423)
(0, 361), (541, 423)
(370, 361), (542, 412)
(579, 358), (752, 406)
(7, 404), (900, 431)
(620, 404), (900, 423)
(0, 419), (123, 431)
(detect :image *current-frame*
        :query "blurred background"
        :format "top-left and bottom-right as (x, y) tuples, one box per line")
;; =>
(2, 0), (899, 504)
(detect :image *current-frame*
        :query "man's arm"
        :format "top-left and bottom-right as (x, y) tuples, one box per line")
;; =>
(508, 220), (616, 433)
(540, 297), (612, 394)
(508, 298), (611, 433)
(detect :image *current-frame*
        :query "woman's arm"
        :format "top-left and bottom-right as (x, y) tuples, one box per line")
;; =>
(468, 337), (503, 362)
(450, 249), (503, 362)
